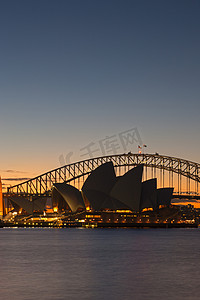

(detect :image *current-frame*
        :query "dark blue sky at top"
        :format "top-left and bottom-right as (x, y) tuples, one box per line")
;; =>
(0, 0), (200, 173)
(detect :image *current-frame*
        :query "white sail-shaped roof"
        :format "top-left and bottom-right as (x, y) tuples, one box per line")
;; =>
(53, 183), (85, 212)
(157, 188), (174, 206)
(82, 162), (117, 194)
(110, 165), (143, 212)
(140, 179), (157, 210)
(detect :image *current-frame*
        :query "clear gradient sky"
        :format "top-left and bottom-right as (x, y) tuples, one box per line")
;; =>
(0, 0), (200, 189)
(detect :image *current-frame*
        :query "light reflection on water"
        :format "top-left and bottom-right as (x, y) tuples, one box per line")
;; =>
(0, 228), (200, 300)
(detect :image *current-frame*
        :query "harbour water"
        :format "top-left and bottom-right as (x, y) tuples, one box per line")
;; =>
(1, 228), (200, 300)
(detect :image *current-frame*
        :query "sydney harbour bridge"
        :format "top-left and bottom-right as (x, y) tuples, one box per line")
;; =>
(6, 153), (200, 202)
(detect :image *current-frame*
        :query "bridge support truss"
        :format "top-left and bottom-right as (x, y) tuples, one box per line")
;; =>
(6, 154), (200, 199)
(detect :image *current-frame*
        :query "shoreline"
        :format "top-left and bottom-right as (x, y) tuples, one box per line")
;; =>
(0, 221), (198, 229)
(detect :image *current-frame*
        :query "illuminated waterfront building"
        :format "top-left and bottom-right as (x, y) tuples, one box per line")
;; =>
(51, 162), (173, 213)
(3, 162), (176, 226)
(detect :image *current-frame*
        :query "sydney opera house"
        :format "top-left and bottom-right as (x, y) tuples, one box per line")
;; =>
(51, 162), (174, 213)
(2, 162), (181, 227)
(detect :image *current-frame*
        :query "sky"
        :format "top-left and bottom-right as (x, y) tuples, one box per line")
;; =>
(0, 0), (200, 190)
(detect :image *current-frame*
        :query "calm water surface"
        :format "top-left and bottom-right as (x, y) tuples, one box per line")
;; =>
(0, 228), (200, 300)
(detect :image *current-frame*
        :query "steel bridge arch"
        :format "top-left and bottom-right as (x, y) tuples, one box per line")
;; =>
(7, 153), (200, 196)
